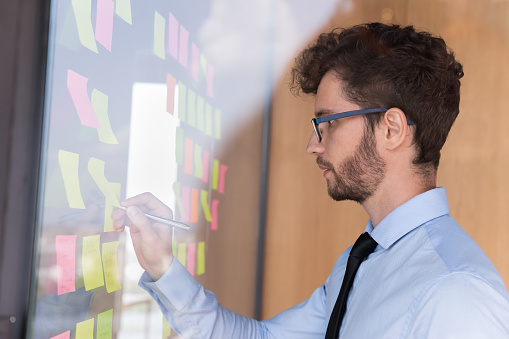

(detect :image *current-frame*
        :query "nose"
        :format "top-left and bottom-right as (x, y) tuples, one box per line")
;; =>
(306, 131), (325, 155)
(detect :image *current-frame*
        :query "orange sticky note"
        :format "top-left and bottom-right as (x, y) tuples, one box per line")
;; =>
(211, 200), (219, 230)
(184, 138), (193, 174)
(167, 73), (176, 115)
(218, 164), (228, 194)
(186, 242), (196, 275)
(56, 235), (77, 295)
(191, 189), (199, 223)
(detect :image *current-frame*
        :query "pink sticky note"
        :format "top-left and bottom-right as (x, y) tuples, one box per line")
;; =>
(95, 0), (114, 51)
(50, 331), (70, 339)
(184, 138), (193, 174)
(168, 13), (179, 60)
(186, 242), (196, 275)
(211, 200), (219, 230)
(202, 150), (210, 183)
(178, 25), (189, 67)
(191, 43), (199, 81)
(167, 73), (176, 114)
(206, 64), (214, 98)
(55, 235), (77, 295)
(218, 164), (228, 194)
(67, 70), (101, 128)
(181, 185), (190, 222)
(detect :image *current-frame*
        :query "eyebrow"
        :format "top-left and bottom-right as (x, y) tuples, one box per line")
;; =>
(314, 109), (335, 118)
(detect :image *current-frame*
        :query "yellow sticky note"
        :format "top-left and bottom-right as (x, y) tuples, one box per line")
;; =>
(82, 235), (104, 291)
(163, 316), (171, 338)
(200, 190), (212, 222)
(71, 0), (98, 53)
(196, 96), (205, 132)
(115, 0), (132, 24)
(91, 89), (118, 144)
(212, 160), (219, 190)
(97, 309), (113, 339)
(103, 182), (121, 232)
(102, 241), (121, 293)
(76, 318), (95, 339)
(58, 150), (85, 209)
(194, 144), (203, 179)
(153, 11), (165, 60)
(214, 109), (221, 140)
(178, 243), (187, 267)
(88, 157), (121, 207)
(197, 242), (205, 275)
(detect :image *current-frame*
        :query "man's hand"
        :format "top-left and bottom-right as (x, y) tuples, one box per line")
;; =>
(112, 192), (174, 281)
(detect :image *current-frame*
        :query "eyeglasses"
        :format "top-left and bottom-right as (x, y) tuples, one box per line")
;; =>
(311, 108), (415, 143)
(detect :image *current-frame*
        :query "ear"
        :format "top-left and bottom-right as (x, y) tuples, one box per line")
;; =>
(380, 108), (409, 150)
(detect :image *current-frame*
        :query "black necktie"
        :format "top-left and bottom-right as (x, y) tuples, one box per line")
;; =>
(324, 232), (378, 339)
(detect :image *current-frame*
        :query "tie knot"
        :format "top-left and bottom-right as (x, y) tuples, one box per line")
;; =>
(349, 232), (378, 259)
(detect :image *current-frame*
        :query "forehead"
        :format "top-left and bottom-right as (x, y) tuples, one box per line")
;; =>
(315, 72), (360, 116)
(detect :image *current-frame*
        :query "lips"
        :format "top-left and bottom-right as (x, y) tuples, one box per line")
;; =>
(316, 158), (331, 177)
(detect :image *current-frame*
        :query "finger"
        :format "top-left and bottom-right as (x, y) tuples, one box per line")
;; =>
(125, 206), (158, 241)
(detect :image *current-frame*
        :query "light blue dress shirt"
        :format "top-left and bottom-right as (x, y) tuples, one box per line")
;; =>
(140, 188), (509, 338)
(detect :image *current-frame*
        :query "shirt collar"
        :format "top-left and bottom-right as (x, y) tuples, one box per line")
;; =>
(365, 187), (450, 250)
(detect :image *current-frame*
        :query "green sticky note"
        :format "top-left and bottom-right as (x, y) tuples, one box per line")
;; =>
(214, 108), (221, 140)
(76, 318), (95, 339)
(82, 235), (104, 291)
(178, 82), (187, 122)
(212, 160), (219, 190)
(115, 0), (132, 24)
(102, 241), (121, 293)
(97, 309), (113, 339)
(194, 143), (203, 179)
(71, 0), (98, 53)
(91, 89), (118, 144)
(172, 182), (185, 219)
(187, 89), (196, 127)
(178, 243), (187, 267)
(197, 242), (205, 275)
(153, 11), (165, 60)
(175, 126), (184, 165)
(58, 150), (85, 209)
(196, 95), (205, 132)
(205, 103), (213, 137)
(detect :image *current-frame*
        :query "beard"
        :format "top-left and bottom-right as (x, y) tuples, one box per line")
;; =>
(317, 128), (386, 203)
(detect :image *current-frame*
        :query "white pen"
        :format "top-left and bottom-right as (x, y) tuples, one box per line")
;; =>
(118, 206), (190, 231)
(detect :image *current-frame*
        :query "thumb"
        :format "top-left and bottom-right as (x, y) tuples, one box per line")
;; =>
(126, 206), (157, 240)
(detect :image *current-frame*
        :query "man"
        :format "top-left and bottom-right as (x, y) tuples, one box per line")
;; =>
(113, 23), (509, 338)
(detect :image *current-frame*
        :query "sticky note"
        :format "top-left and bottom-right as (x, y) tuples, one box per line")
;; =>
(163, 316), (172, 338)
(115, 0), (132, 24)
(177, 243), (187, 267)
(197, 242), (205, 275)
(191, 43), (199, 81)
(95, 0), (114, 51)
(168, 13), (179, 60)
(178, 82), (187, 122)
(175, 126), (184, 165)
(191, 189), (199, 223)
(172, 182), (185, 220)
(214, 109), (221, 140)
(211, 199), (219, 230)
(187, 89), (196, 127)
(167, 73), (176, 115)
(97, 309), (113, 339)
(186, 242), (196, 275)
(196, 95), (205, 132)
(178, 25), (189, 67)
(67, 70), (101, 128)
(202, 150), (210, 183)
(205, 103), (213, 136)
(218, 164), (228, 194)
(58, 150), (85, 209)
(194, 144), (203, 179)
(181, 185), (190, 222)
(91, 89), (118, 144)
(71, 0), (98, 53)
(102, 241), (121, 293)
(184, 138), (193, 174)
(82, 235), (105, 291)
(88, 157), (121, 207)
(200, 190), (212, 222)
(153, 11), (166, 60)
(50, 331), (70, 339)
(104, 182), (121, 232)
(56, 235), (77, 295)
(212, 159), (219, 190)
(76, 318), (94, 339)
(206, 64), (215, 98)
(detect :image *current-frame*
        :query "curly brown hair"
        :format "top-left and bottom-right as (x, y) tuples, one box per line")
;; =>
(291, 23), (464, 170)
